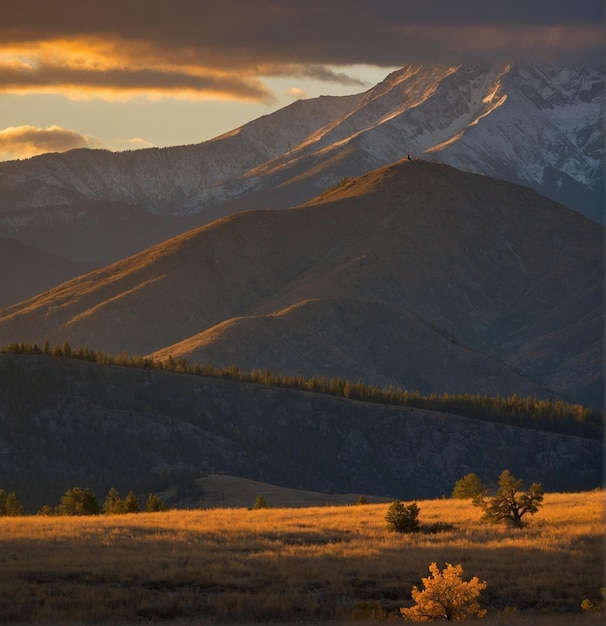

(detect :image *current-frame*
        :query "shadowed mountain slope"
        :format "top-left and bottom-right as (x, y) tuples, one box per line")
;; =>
(149, 298), (557, 400)
(0, 353), (601, 512)
(0, 237), (95, 309)
(0, 200), (203, 309)
(0, 160), (601, 405)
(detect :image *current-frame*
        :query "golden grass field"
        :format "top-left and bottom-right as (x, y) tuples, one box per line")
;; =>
(0, 490), (603, 624)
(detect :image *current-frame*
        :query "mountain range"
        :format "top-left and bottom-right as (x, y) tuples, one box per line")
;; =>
(0, 159), (602, 407)
(0, 62), (603, 508)
(0, 63), (603, 310)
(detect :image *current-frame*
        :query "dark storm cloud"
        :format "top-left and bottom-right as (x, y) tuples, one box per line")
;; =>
(1, 0), (603, 100)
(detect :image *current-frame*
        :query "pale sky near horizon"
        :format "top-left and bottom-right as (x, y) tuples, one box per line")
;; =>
(0, 0), (603, 162)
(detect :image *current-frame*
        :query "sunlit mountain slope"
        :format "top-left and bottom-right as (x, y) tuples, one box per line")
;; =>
(0, 160), (601, 405)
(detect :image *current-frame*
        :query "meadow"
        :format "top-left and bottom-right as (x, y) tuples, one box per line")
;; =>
(0, 490), (603, 624)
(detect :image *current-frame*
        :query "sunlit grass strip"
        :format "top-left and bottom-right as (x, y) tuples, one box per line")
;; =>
(0, 491), (603, 622)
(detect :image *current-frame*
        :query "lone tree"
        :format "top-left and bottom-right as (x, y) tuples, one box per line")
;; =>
(385, 501), (420, 533)
(452, 473), (487, 500)
(475, 470), (544, 528)
(401, 562), (487, 622)
(252, 495), (268, 510)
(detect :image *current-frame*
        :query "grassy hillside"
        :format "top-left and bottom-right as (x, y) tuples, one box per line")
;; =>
(156, 474), (391, 509)
(0, 491), (603, 623)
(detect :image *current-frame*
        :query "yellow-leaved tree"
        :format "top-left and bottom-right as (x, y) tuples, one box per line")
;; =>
(401, 562), (487, 621)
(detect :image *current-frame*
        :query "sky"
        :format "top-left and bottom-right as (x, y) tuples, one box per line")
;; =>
(0, 0), (603, 162)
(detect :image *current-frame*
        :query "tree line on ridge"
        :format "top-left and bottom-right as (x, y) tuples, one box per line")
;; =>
(1, 341), (602, 440)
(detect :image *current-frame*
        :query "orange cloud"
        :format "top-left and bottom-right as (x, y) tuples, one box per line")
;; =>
(0, 125), (103, 160)
(0, 40), (366, 103)
(0, 38), (277, 103)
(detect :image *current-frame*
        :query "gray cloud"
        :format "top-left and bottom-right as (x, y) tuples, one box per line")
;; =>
(0, 0), (602, 102)
(4, 1), (602, 51)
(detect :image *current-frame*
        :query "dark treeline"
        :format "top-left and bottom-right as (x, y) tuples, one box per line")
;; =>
(2, 341), (603, 440)
(36, 486), (165, 517)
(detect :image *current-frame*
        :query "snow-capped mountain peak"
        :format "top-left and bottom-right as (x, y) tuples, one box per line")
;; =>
(0, 63), (602, 227)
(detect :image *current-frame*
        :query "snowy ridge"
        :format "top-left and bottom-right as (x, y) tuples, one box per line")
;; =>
(0, 63), (602, 222)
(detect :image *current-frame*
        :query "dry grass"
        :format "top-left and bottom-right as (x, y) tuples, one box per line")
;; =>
(0, 491), (603, 623)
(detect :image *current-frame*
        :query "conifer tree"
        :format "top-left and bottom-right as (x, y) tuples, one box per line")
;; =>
(385, 501), (420, 533)
(5, 492), (24, 516)
(123, 490), (140, 513)
(452, 473), (487, 500)
(145, 493), (166, 512)
(0, 489), (24, 516)
(58, 487), (99, 516)
(253, 495), (268, 509)
(103, 488), (125, 514)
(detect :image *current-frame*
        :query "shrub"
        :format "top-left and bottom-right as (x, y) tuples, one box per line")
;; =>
(401, 562), (487, 621)
(385, 501), (420, 533)
(37, 504), (56, 516)
(421, 520), (455, 534)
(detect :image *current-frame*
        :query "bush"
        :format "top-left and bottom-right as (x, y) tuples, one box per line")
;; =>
(37, 504), (56, 516)
(385, 501), (420, 533)
(401, 562), (487, 621)
(421, 521), (455, 534)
